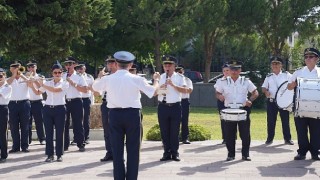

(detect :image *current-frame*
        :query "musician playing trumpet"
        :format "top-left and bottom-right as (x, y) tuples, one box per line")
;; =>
(7, 61), (31, 153)
(261, 57), (293, 145)
(287, 48), (320, 161)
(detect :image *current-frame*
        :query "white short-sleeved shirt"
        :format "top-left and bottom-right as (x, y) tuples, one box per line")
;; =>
(215, 76), (257, 107)
(39, 79), (69, 106)
(92, 69), (156, 108)
(262, 71), (292, 98)
(289, 66), (320, 83)
(181, 76), (193, 99)
(63, 72), (88, 99)
(28, 74), (44, 101)
(157, 72), (186, 103)
(0, 83), (12, 105)
(9, 77), (30, 101)
(81, 73), (94, 98)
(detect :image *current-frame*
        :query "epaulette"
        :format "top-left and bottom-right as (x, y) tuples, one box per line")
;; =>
(76, 72), (82, 76)
(5, 84), (9, 87)
(266, 73), (273, 77)
(38, 74), (45, 78)
(177, 73), (184, 77)
(295, 67), (303, 71)
(87, 74), (93, 78)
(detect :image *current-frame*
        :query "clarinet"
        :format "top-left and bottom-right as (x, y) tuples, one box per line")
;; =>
(162, 70), (169, 103)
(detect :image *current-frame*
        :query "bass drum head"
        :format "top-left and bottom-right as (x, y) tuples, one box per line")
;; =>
(275, 81), (294, 110)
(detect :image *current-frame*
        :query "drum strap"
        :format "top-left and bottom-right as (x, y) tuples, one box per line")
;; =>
(316, 67), (320, 78)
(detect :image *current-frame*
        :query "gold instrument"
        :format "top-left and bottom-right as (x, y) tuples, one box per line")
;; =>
(17, 66), (26, 75)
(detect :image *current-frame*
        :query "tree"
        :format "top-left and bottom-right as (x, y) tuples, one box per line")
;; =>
(113, 0), (194, 72)
(191, 0), (228, 82)
(0, 0), (114, 70)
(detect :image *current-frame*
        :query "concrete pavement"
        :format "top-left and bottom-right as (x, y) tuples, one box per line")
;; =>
(1, 140), (320, 179)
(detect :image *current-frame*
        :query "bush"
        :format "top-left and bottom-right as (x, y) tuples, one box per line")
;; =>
(146, 124), (211, 141)
(146, 124), (162, 141)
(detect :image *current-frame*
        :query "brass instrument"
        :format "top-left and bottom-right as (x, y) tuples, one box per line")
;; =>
(17, 66), (26, 75)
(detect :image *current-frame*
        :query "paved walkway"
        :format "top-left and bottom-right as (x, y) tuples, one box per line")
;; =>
(1, 140), (320, 179)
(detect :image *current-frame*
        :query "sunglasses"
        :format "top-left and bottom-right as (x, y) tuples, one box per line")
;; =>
(304, 55), (316, 59)
(64, 62), (73, 66)
(53, 71), (63, 75)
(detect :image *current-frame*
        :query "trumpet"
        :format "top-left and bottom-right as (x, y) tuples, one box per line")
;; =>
(17, 66), (26, 75)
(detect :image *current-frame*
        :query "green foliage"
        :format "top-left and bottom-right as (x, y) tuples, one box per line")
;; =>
(146, 123), (211, 141)
(187, 124), (211, 141)
(146, 124), (161, 141)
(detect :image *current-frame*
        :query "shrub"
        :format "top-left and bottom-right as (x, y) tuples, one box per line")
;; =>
(146, 124), (211, 141)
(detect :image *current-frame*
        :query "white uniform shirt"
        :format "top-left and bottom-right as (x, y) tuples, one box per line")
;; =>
(28, 74), (43, 101)
(9, 77), (30, 101)
(215, 76), (257, 107)
(63, 72), (87, 99)
(39, 79), (69, 106)
(81, 73), (94, 98)
(92, 69), (156, 108)
(262, 71), (292, 98)
(157, 72), (186, 103)
(289, 66), (320, 82)
(214, 77), (227, 96)
(0, 83), (12, 105)
(181, 76), (193, 99)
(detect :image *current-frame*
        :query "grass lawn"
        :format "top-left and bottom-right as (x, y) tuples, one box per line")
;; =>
(142, 107), (297, 141)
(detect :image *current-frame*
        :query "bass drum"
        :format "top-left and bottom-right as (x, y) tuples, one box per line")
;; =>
(275, 81), (294, 112)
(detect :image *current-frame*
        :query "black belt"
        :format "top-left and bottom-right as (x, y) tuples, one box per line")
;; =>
(66, 98), (81, 102)
(158, 101), (181, 107)
(45, 105), (65, 108)
(182, 98), (189, 100)
(0, 104), (8, 107)
(82, 97), (90, 100)
(10, 99), (28, 103)
(30, 99), (42, 103)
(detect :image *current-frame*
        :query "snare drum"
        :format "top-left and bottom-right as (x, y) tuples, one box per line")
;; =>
(221, 108), (247, 121)
(295, 78), (320, 118)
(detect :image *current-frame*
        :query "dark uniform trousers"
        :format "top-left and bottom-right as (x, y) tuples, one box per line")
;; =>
(224, 107), (251, 158)
(266, 100), (291, 141)
(181, 98), (190, 141)
(158, 102), (181, 157)
(0, 105), (9, 159)
(64, 98), (85, 149)
(294, 117), (320, 156)
(8, 100), (31, 151)
(43, 105), (66, 156)
(29, 100), (46, 143)
(217, 100), (226, 140)
(82, 97), (91, 141)
(109, 108), (141, 180)
(101, 101), (112, 156)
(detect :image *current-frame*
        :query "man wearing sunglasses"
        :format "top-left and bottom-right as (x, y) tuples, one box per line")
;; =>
(63, 57), (88, 152)
(26, 60), (46, 146)
(0, 69), (12, 163)
(288, 47), (320, 161)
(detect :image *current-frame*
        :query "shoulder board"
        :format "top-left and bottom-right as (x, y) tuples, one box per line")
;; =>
(87, 74), (93, 78)
(177, 73), (184, 77)
(38, 74), (45, 78)
(295, 67), (303, 71)
(284, 71), (289, 74)
(266, 73), (273, 77)
(245, 77), (249, 80)
(220, 78), (227, 81)
(5, 84), (9, 87)
(76, 73), (82, 76)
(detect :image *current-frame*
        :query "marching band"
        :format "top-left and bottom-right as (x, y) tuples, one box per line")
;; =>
(0, 48), (319, 180)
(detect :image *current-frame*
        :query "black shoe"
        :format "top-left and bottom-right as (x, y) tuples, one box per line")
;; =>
(40, 140), (46, 145)
(172, 156), (181, 161)
(22, 149), (30, 153)
(226, 157), (235, 161)
(284, 140), (294, 145)
(79, 146), (85, 152)
(294, 154), (306, 160)
(84, 140), (90, 144)
(57, 156), (63, 162)
(242, 156), (251, 161)
(0, 158), (6, 163)
(70, 141), (76, 145)
(221, 140), (226, 144)
(160, 155), (171, 161)
(45, 156), (54, 162)
(182, 139), (191, 144)
(265, 139), (273, 145)
(100, 154), (113, 162)
(312, 155), (320, 160)
(64, 147), (69, 151)
(9, 149), (20, 153)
